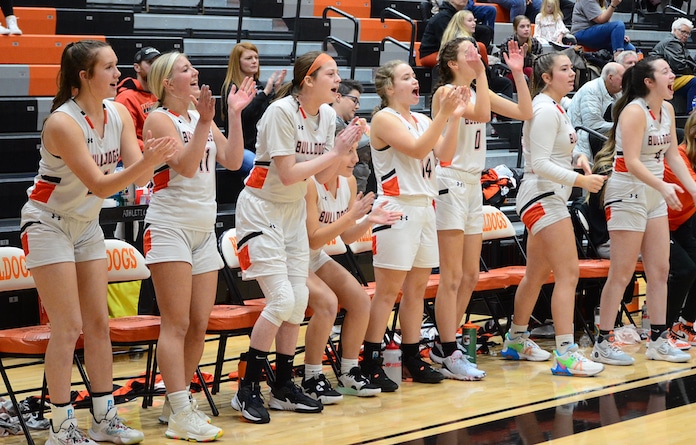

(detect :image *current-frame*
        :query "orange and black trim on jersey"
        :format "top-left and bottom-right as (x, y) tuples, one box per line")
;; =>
(29, 175), (61, 203)
(246, 161), (271, 189)
(380, 168), (400, 197)
(236, 231), (263, 271)
(152, 165), (171, 193)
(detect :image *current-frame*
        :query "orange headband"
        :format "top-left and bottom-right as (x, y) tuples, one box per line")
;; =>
(300, 53), (334, 87)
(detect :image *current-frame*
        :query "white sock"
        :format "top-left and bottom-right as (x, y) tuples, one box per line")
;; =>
(341, 358), (359, 376)
(168, 390), (190, 414)
(50, 403), (74, 432)
(509, 322), (528, 339)
(304, 363), (323, 380)
(91, 394), (114, 422)
(555, 334), (575, 355)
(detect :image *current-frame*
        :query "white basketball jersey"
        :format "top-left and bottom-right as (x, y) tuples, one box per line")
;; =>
(27, 99), (123, 221)
(145, 108), (218, 231)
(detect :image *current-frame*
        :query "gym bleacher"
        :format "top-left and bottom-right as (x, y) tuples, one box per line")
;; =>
(0, 0), (692, 324)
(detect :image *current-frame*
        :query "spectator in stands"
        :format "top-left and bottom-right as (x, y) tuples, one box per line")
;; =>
(420, 0), (496, 67)
(650, 18), (696, 114)
(440, 9), (515, 98)
(20, 39), (176, 445)
(500, 52), (606, 376)
(568, 62), (625, 160)
(115, 47), (161, 151)
(490, 0), (541, 23)
(230, 51), (363, 424)
(615, 49), (638, 69)
(221, 42), (286, 175)
(360, 60), (468, 388)
(0, 0), (21, 35)
(534, 0), (575, 45)
(430, 38), (531, 380)
(571, 0), (635, 60)
(663, 112), (696, 344)
(331, 79), (373, 193)
(143, 52), (254, 440)
(501, 15), (543, 83)
(301, 139), (399, 404)
(591, 57), (694, 366)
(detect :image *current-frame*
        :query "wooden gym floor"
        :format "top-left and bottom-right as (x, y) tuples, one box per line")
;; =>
(2, 318), (695, 445)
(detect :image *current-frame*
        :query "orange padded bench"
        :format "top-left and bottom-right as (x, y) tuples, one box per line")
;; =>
(474, 2), (510, 22)
(0, 34), (106, 64)
(29, 64), (59, 96)
(314, 0), (371, 17)
(13, 7), (57, 35)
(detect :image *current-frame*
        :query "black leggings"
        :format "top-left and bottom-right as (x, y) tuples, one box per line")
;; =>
(668, 214), (696, 324)
(1, 0), (13, 17)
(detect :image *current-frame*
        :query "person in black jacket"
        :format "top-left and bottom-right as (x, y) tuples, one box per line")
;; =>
(650, 18), (696, 113)
(221, 42), (286, 174)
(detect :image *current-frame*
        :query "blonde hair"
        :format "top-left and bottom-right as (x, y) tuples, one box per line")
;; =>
(440, 10), (474, 50)
(539, 0), (562, 21)
(373, 59), (406, 114)
(683, 112), (696, 169)
(148, 51), (186, 105)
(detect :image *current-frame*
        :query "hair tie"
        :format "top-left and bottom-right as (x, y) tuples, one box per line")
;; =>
(300, 53), (334, 87)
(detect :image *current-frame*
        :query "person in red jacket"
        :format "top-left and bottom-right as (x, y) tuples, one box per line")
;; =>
(115, 47), (162, 151)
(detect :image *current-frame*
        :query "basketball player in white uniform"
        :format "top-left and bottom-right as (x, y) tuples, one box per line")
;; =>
(20, 40), (175, 445)
(142, 51), (254, 441)
(231, 51), (362, 424)
(500, 52), (606, 377)
(593, 57), (696, 365)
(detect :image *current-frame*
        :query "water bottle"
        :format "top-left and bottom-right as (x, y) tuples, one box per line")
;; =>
(461, 323), (478, 364)
(382, 340), (401, 388)
(641, 302), (650, 332)
(594, 306), (601, 336)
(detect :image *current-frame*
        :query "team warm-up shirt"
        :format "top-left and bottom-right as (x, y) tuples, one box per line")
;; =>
(244, 96), (337, 203)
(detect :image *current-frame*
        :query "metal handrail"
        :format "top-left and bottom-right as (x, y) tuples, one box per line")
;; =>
(380, 7), (416, 66)
(236, 0), (245, 42)
(321, 7), (359, 79)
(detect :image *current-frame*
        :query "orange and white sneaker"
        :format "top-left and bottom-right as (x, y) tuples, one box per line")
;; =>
(671, 319), (696, 346)
(646, 330), (691, 351)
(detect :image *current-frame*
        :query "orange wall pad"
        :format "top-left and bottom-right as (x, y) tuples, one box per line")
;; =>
(28, 65), (60, 96)
(474, 2), (510, 23)
(359, 18), (412, 42)
(315, 0), (371, 18)
(0, 35), (106, 64)
(11, 7), (57, 35)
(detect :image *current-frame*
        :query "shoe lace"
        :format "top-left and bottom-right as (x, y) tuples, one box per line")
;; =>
(105, 414), (131, 433)
(63, 423), (91, 444)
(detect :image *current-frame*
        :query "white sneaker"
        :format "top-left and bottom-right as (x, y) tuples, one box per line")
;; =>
(46, 418), (97, 445)
(88, 407), (144, 444)
(591, 333), (635, 366)
(646, 331), (692, 363)
(158, 395), (211, 424)
(0, 24), (9, 35)
(165, 404), (223, 442)
(500, 332), (551, 361)
(5, 16), (21, 35)
(429, 341), (477, 367)
(551, 344), (604, 377)
(337, 366), (381, 397)
(440, 350), (486, 381)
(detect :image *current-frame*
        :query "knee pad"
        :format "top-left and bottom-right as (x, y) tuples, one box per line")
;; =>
(257, 275), (295, 326)
(287, 275), (309, 325)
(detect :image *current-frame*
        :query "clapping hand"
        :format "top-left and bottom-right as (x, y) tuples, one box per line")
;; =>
(503, 40), (526, 74)
(227, 76), (256, 114)
(264, 69), (287, 96)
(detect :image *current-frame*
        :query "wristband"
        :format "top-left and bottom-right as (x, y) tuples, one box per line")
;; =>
(609, 4), (616, 8)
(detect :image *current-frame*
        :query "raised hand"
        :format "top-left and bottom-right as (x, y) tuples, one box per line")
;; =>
(228, 76), (256, 114)
(367, 200), (403, 225)
(334, 117), (364, 154)
(192, 84), (216, 123)
(347, 191), (376, 220)
(439, 85), (467, 117)
(465, 43), (486, 77)
(503, 40), (526, 74)
(264, 69), (287, 95)
(142, 130), (178, 166)
(452, 85), (471, 119)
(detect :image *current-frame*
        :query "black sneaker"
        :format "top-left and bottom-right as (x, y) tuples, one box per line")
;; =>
(231, 381), (270, 424)
(338, 366), (381, 397)
(361, 358), (399, 393)
(269, 380), (324, 413)
(403, 356), (444, 383)
(302, 374), (344, 405)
